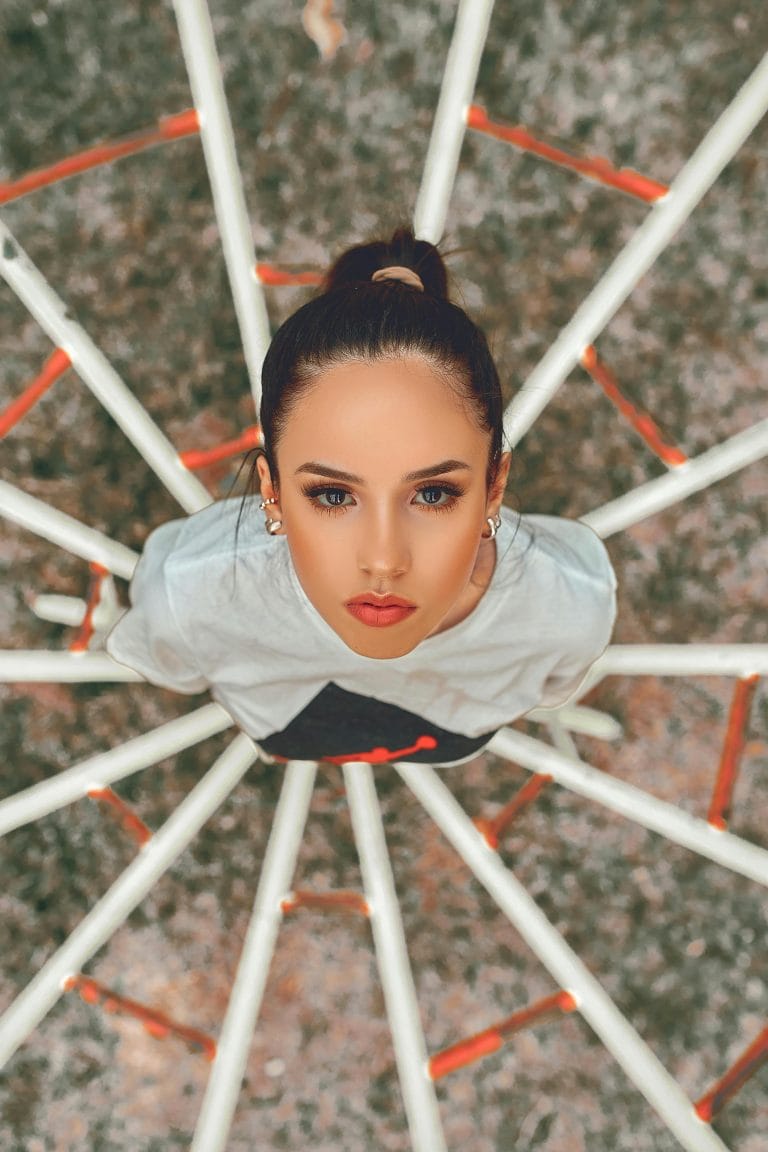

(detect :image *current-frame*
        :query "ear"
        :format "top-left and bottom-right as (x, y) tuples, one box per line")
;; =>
(486, 451), (511, 514)
(255, 452), (286, 536)
(256, 453), (280, 505)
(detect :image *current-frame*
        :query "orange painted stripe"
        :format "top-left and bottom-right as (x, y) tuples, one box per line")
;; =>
(429, 991), (576, 1080)
(474, 774), (552, 850)
(64, 974), (216, 1061)
(179, 425), (261, 470)
(467, 105), (668, 203)
(87, 786), (152, 847)
(581, 346), (688, 467)
(69, 563), (110, 654)
(157, 109), (200, 141)
(0, 110), (199, 205)
(707, 675), (760, 830)
(281, 889), (370, 916)
(256, 262), (324, 286)
(695, 1023), (768, 1121)
(0, 348), (72, 437)
(430, 1031), (503, 1078)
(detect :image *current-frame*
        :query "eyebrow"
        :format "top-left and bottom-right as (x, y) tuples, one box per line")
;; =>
(294, 459), (472, 484)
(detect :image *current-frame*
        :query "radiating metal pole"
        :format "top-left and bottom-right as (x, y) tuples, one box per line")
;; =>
(27, 594), (88, 627)
(0, 651), (145, 682)
(191, 760), (316, 1152)
(344, 762), (447, 1152)
(0, 734), (257, 1070)
(488, 728), (768, 887)
(397, 764), (730, 1152)
(589, 644), (768, 681)
(0, 703), (233, 837)
(413, 0), (496, 244)
(172, 0), (271, 411)
(0, 220), (211, 513)
(526, 702), (623, 741)
(0, 479), (139, 578)
(504, 52), (768, 446)
(581, 418), (768, 538)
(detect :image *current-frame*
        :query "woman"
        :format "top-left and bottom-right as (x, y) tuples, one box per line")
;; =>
(107, 228), (616, 766)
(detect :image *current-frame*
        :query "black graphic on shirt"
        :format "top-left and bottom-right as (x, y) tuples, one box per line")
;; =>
(259, 681), (497, 765)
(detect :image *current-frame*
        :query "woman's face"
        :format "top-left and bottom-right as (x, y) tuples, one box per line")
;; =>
(258, 357), (509, 659)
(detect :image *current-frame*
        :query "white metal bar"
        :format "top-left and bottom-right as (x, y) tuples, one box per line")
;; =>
(27, 577), (121, 634)
(28, 594), (87, 627)
(413, 0), (495, 244)
(0, 651), (143, 682)
(0, 703), (233, 838)
(0, 219), (211, 514)
(581, 418), (768, 538)
(191, 760), (317, 1152)
(172, 0), (271, 411)
(589, 644), (768, 681)
(503, 51), (768, 446)
(527, 703), (623, 741)
(0, 733), (257, 1070)
(488, 728), (768, 887)
(0, 479), (139, 578)
(546, 718), (580, 760)
(344, 762), (447, 1152)
(396, 763), (729, 1152)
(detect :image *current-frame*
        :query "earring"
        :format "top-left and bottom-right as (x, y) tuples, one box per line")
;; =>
(483, 514), (502, 540)
(260, 497), (282, 534)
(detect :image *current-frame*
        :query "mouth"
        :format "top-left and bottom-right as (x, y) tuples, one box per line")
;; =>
(345, 594), (417, 629)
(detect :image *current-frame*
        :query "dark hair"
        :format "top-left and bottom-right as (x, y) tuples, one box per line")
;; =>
(255, 227), (506, 491)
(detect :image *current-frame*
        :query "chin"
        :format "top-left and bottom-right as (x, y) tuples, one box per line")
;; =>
(340, 629), (421, 661)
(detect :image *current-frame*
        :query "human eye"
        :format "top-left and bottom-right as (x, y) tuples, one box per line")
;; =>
(301, 484), (355, 515)
(413, 483), (464, 512)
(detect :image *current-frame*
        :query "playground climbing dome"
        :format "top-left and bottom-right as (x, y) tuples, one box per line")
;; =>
(0, 2), (767, 1150)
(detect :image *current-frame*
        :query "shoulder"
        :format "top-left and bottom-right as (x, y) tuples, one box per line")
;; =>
(135, 497), (294, 619)
(123, 498), (307, 673)
(154, 497), (263, 568)
(523, 513), (615, 590)
(489, 511), (617, 663)
(495, 510), (615, 594)
(137, 497), (284, 585)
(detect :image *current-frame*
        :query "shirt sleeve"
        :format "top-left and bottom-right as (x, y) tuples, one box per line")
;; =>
(105, 520), (209, 694)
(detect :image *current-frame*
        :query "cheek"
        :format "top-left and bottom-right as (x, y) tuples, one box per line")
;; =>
(426, 523), (481, 587)
(284, 511), (344, 590)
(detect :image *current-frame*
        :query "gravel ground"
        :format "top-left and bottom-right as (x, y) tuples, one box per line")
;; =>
(1, 2), (767, 1150)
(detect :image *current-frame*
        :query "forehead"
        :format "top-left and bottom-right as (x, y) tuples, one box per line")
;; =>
(277, 357), (488, 466)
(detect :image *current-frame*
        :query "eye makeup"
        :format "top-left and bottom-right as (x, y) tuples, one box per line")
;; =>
(412, 482), (464, 512)
(299, 481), (466, 516)
(301, 484), (354, 514)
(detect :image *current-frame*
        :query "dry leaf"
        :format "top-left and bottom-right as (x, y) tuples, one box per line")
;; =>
(301, 0), (347, 62)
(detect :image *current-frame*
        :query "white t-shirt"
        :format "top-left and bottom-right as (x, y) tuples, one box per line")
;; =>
(106, 500), (616, 766)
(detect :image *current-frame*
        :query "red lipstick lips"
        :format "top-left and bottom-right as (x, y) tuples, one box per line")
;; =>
(345, 593), (417, 628)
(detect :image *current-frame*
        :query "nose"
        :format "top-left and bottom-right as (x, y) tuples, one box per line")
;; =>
(357, 507), (411, 581)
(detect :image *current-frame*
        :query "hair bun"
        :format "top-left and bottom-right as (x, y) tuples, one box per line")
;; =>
(324, 226), (449, 299)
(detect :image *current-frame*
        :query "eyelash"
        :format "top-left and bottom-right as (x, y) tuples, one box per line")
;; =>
(300, 483), (465, 517)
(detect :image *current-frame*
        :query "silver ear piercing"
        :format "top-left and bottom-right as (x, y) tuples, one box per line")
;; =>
(484, 514), (502, 539)
(259, 497), (282, 534)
